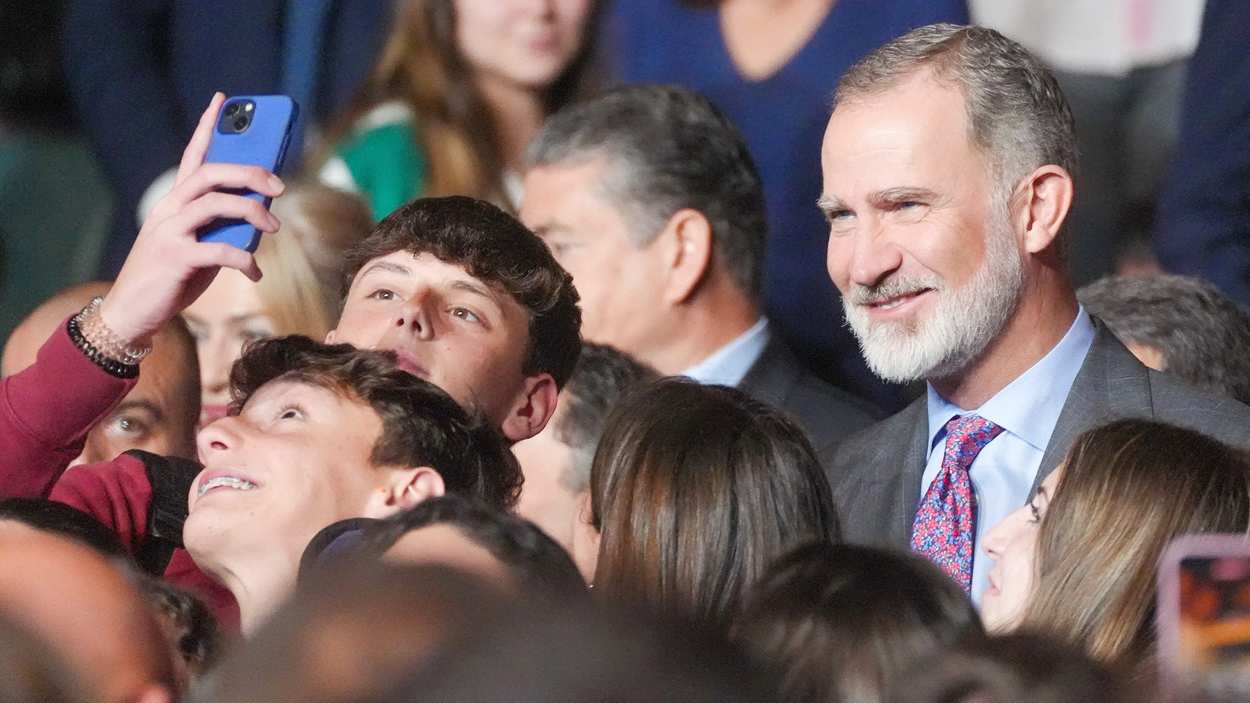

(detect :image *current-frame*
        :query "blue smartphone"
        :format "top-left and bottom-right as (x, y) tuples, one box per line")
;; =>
(197, 95), (299, 252)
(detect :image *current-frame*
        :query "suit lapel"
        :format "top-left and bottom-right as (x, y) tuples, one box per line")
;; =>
(894, 398), (931, 545)
(1035, 320), (1154, 490)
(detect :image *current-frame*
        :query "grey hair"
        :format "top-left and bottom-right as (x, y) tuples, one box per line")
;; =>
(1078, 275), (1250, 404)
(551, 343), (658, 492)
(525, 84), (767, 299)
(834, 23), (1078, 205)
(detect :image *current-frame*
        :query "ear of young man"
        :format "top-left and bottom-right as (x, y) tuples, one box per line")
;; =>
(499, 373), (559, 443)
(365, 466), (446, 517)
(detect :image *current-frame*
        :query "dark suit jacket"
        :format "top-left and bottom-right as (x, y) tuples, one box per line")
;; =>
(738, 335), (880, 453)
(824, 322), (1250, 549)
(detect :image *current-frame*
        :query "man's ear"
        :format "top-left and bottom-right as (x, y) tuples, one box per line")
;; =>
(1015, 165), (1074, 255)
(367, 466), (446, 518)
(658, 208), (713, 305)
(500, 373), (559, 443)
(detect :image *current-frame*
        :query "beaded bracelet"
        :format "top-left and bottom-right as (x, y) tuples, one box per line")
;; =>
(67, 298), (148, 379)
(77, 296), (151, 365)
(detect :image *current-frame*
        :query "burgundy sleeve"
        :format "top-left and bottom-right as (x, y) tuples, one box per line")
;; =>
(0, 320), (136, 497)
(49, 453), (154, 552)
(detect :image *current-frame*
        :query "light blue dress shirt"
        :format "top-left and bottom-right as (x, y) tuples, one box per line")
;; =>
(922, 308), (1096, 603)
(681, 317), (771, 387)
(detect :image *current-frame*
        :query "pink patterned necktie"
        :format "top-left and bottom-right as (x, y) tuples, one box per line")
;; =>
(911, 415), (1004, 592)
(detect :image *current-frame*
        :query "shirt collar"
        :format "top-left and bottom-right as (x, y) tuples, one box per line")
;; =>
(682, 317), (771, 387)
(926, 307), (1096, 453)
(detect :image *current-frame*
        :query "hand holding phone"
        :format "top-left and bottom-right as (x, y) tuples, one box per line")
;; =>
(197, 95), (299, 252)
(99, 93), (286, 349)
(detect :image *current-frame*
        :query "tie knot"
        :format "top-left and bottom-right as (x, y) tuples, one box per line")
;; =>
(943, 415), (1004, 467)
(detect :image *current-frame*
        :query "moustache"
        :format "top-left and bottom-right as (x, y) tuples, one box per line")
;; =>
(848, 276), (944, 306)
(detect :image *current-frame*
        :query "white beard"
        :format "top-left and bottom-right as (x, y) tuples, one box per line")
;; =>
(842, 216), (1024, 384)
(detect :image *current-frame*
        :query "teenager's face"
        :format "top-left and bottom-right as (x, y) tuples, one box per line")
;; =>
(454, 0), (592, 91)
(329, 251), (543, 440)
(184, 379), (402, 578)
(981, 467), (1063, 631)
(184, 271), (277, 427)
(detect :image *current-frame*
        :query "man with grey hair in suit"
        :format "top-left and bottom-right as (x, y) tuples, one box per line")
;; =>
(520, 84), (878, 455)
(819, 23), (1250, 602)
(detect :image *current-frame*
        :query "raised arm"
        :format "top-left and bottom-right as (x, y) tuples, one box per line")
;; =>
(0, 93), (284, 497)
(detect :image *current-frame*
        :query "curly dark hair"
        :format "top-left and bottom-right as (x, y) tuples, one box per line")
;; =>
(342, 196), (582, 389)
(229, 335), (523, 510)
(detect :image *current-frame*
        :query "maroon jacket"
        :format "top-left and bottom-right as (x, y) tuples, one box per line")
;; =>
(0, 321), (238, 630)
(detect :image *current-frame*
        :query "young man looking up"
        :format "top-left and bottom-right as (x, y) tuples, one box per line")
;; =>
(61, 336), (521, 633)
(0, 93), (575, 627)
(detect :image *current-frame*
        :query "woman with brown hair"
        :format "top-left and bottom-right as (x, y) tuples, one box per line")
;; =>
(981, 419), (1250, 673)
(582, 378), (839, 628)
(317, 0), (599, 220)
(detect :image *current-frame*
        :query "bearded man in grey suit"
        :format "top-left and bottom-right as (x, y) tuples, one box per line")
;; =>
(519, 84), (878, 452)
(818, 23), (1250, 602)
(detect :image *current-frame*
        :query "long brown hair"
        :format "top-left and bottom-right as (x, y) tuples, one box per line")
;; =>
(1020, 419), (1250, 672)
(319, 0), (600, 204)
(589, 379), (839, 628)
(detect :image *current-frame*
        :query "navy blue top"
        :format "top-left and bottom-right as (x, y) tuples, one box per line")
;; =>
(607, 0), (969, 409)
(1155, 0), (1250, 306)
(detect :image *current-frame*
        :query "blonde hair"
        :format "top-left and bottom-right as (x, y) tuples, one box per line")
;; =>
(1020, 420), (1250, 672)
(255, 183), (373, 338)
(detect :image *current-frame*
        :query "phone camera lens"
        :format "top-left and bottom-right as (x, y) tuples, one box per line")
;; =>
(224, 103), (239, 117)
(233, 117), (249, 131)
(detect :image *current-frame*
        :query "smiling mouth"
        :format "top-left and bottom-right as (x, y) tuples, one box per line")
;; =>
(863, 288), (934, 312)
(197, 476), (259, 498)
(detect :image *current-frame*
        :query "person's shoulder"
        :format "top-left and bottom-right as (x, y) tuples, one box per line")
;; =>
(788, 367), (881, 431)
(335, 102), (419, 155)
(742, 336), (880, 436)
(1148, 369), (1250, 451)
(823, 397), (926, 468)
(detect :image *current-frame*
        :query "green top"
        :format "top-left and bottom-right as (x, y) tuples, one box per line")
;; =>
(319, 102), (426, 221)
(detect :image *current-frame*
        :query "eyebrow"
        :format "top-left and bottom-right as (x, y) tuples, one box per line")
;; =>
(868, 187), (940, 207)
(182, 312), (269, 327)
(449, 279), (503, 308)
(816, 193), (845, 215)
(113, 399), (163, 420)
(532, 223), (577, 238)
(358, 261), (412, 279)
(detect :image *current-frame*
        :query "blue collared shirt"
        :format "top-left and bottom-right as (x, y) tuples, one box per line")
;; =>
(682, 317), (771, 387)
(922, 308), (1096, 603)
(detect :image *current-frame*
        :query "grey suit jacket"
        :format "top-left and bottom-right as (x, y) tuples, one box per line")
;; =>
(739, 336), (880, 453)
(824, 322), (1250, 549)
